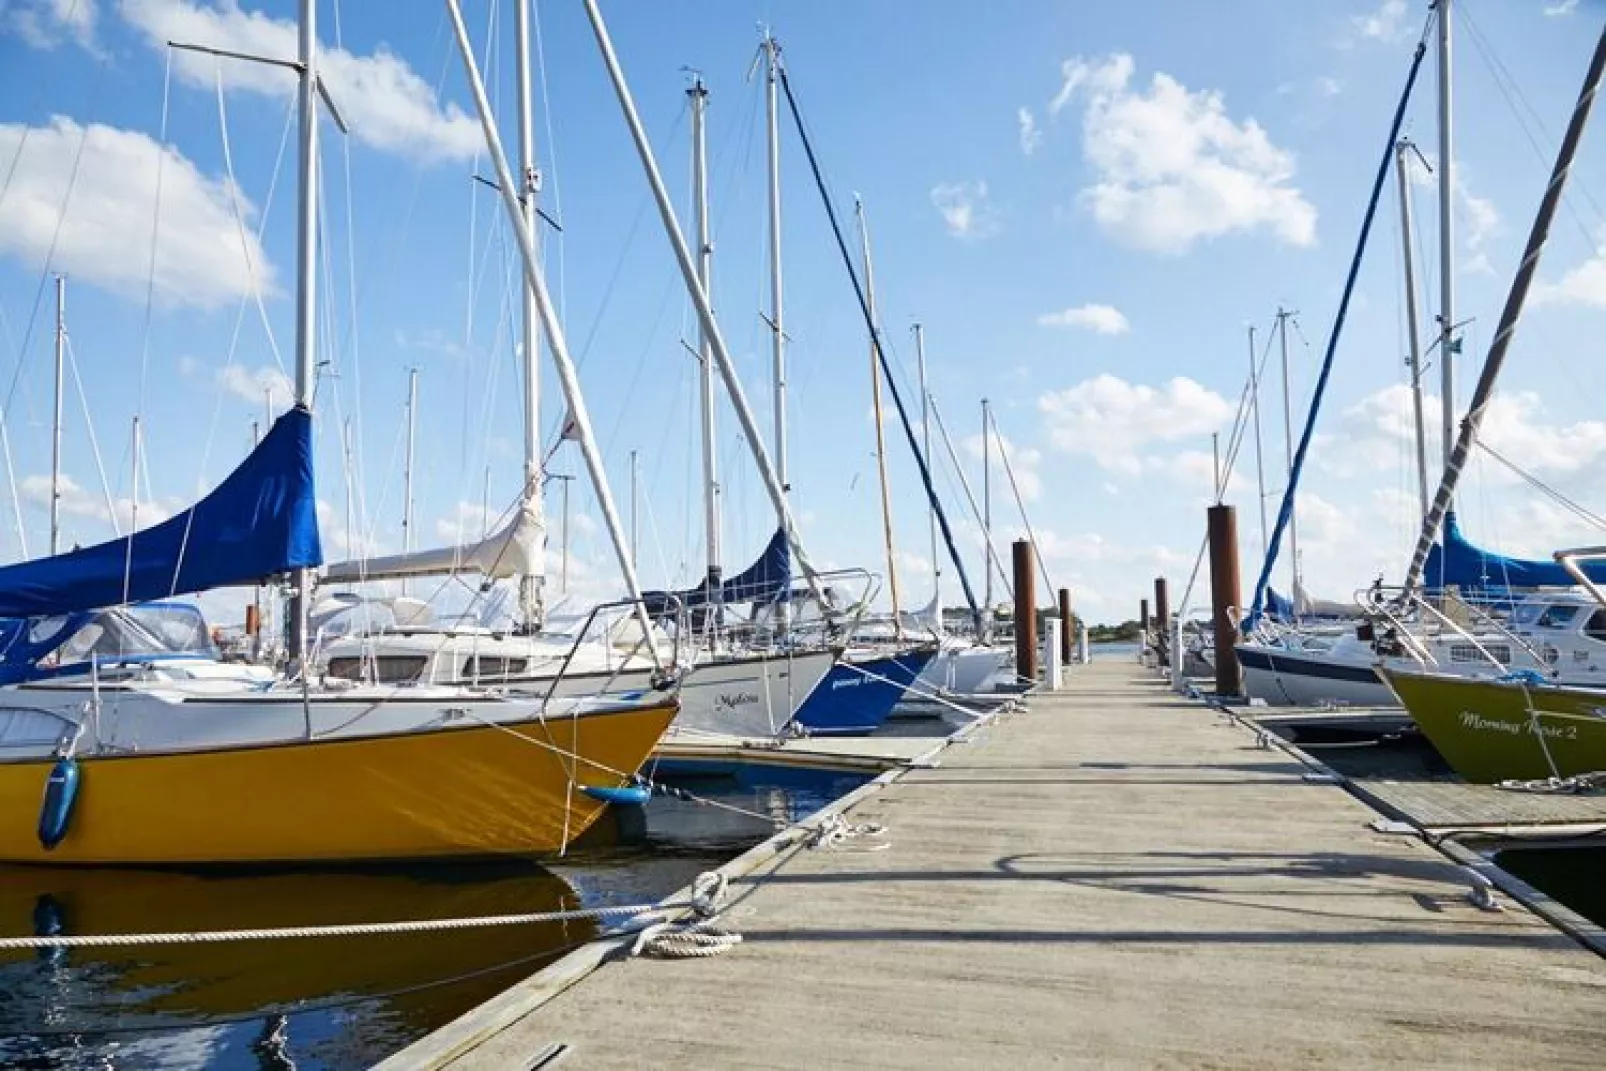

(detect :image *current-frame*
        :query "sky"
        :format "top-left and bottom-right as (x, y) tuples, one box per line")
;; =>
(2, 0), (1606, 629)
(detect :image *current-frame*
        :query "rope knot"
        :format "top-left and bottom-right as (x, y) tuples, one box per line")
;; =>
(690, 871), (727, 917)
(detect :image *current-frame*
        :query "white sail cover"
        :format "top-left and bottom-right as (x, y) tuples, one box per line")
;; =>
(322, 502), (544, 584)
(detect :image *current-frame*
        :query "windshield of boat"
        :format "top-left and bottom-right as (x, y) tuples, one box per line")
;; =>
(52, 604), (218, 666)
(1511, 601), (1584, 630)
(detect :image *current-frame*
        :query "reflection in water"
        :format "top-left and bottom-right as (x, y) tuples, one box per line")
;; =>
(0, 773), (872, 1069)
(1492, 845), (1606, 928)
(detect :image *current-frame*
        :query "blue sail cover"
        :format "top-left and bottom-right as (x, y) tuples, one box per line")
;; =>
(642, 527), (792, 616)
(0, 408), (321, 618)
(1422, 510), (1606, 592)
(1264, 587), (1296, 620)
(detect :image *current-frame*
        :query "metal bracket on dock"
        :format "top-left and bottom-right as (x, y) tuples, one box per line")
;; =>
(1368, 818), (1420, 836)
(1463, 869), (1505, 913)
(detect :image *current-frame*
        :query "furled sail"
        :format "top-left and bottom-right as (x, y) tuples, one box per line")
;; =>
(0, 408), (321, 618)
(322, 501), (544, 584)
(1422, 510), (1606, 592)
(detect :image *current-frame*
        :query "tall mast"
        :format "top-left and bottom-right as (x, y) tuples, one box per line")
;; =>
(689, 77), (722, 613)
(286, 0), (319, 666)
(1436, 0), (1457, 487)
(761, 32), (789, 634)
(514, 0), (544, 630)
(762, 33), (787, 507)
(629, 448), (639, 562)
(1404, 21), (1606, 594)
(579, 0), (832, 614)
(401, 367), (418, 596)
(982, 397), (993, 634)
(1396, 138), (1432, 519)
(448, 0), (662, 664)
(856, 197), (902, 632)
(1276, 306), (1300, 602)
(914, 322), (940, 628)
(1246, 324), (1269, 560)
(49, 274), (64, 556)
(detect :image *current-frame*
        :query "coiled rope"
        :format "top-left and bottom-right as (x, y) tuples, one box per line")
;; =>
(804, 813), (889, 852)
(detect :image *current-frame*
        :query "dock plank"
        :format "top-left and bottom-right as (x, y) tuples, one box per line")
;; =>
(428, 662), (1606, 1069)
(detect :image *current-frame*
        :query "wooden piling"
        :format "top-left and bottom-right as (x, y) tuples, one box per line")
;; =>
(1207, 503), (1242, 697)
(1058, 588), (1073, 665)
(1153, 577), (1171, 668)
(1013, 539), (1037, 682)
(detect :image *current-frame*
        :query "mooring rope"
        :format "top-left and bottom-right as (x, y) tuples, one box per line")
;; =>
(1497, 771), (1606, 795)
(804, 813), (889, 852)
(0, 872), (730, 952)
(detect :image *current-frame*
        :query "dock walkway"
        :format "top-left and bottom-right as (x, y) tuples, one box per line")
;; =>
(400, 661), (1606, 1068)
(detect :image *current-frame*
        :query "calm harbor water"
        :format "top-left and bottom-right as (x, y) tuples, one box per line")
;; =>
(0, 773), (871, 1070)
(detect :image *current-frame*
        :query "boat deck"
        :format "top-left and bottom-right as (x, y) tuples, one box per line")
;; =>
(386, 660), (1606, 1069)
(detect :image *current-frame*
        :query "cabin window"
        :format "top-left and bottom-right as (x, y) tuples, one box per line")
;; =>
(463, 657), (528, 679)
(1448, 643), (1510, 665)
(1585, 609), (1606, 644)
(325, 656), (427, 683)
(1535, 604), (1582, 630)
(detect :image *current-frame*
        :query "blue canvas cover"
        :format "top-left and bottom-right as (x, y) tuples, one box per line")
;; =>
(0, 612), (94, 685)
(1265, 587), (1296, 620)
(0, 408), (321, 618)
(1422, 510), (1606, 592)
(642, 527), (792, 616)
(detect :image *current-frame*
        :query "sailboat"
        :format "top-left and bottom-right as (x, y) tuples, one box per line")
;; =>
(0, 0), (676, 865)
(315, 29), (837, 742)
(1377, 21), (1606, 781)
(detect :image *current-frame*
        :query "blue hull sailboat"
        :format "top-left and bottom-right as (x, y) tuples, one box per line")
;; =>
(791, 645), (938, 736)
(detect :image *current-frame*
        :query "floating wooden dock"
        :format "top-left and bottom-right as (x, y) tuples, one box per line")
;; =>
(385, 660), (1606, 1069)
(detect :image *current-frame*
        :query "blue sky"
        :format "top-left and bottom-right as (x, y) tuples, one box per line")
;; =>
(2, 0), (1606, 626)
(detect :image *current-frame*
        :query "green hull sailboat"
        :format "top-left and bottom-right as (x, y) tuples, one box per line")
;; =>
(1378, 666), (1606, 783)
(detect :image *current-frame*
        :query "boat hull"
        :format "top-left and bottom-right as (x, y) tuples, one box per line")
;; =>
(0, 700), (677, 865)
(1379, 668), (1606, 783)
(792, 647), (938, 736)
(535, 649), (835, 739)
(1235, 644), (1394, 707)
(915, 644), (1003, 697)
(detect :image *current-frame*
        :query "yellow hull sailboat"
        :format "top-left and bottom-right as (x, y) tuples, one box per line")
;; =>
(0, 694), (675, 866)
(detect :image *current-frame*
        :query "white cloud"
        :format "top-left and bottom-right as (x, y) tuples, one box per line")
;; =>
(117, 0), (482, 162)
(962, 433), (1042, 502)
(217, 362), (292, 408)
(1545, 0), (1580, 15)
(929, 181), (1001, 240)
(1017, 107), (1043, 156)
(1354, 0), (1409, 43)
(4, 0), (98, 49)
(1037, 303), (1130, 335)
(1038, 374), (1234, 474)
(0, 117), (275, 308)
(1050, 53), (1316, 254)
(20, 471), (171, 534)
(1317, 77), (1344, 98)
(1535, 231), (1606, 308)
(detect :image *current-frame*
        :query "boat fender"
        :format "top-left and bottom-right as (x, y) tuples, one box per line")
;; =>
(37, 757), (80, 851)
(580, 784), (652, 806)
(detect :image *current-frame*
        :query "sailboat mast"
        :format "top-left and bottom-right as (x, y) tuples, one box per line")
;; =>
(856, 197), (902, 632)
(49, 274), (64, 556)
(447, 0), (663, 665)
(763, 34), (787, 504)
(1276, 306), (1300, 602)
(1395, 139), (1432, 519)
(914, 322), (940, 627)
(402, 367), (418, 596)
(689, 77), (723, 607)
(1437, 0), (1456, 485)
(982, 397), (993, 634)
(514, 0), (544, 631)
(286, 0), (319, 666)
(1403, 22), (1606, 594)
(1246, 324), (1269, 560)
(579, 0), (832, 614)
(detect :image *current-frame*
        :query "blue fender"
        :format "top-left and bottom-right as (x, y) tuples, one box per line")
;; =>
(38, 757), (80, 850)
(580, 784), (652, 806)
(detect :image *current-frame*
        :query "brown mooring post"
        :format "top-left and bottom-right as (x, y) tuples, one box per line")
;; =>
(1058, 588), (1073, 664)
(1139, 598), (1149, 640)
(1013, 540), (1037, 682)
(1207, 503), (1243, 697)
(1153, 577), (1171, 669)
